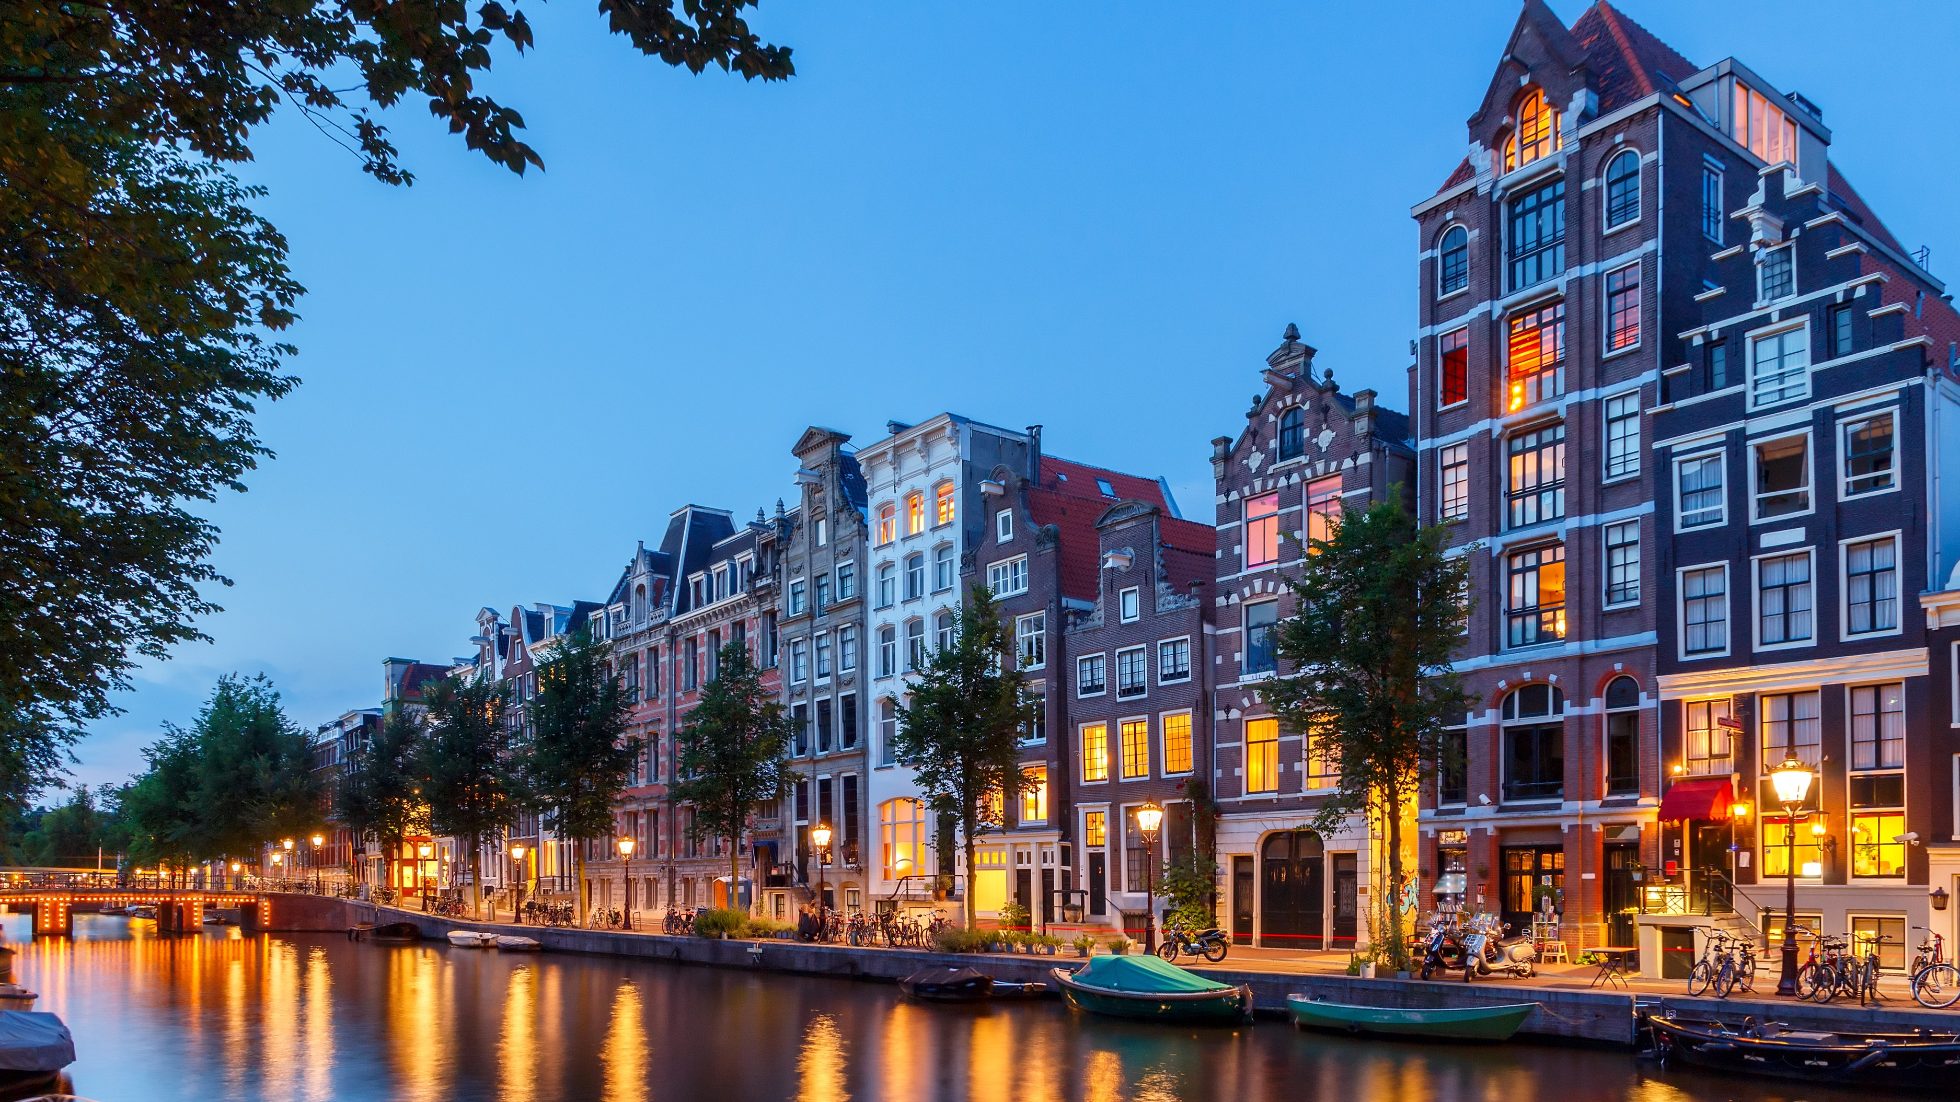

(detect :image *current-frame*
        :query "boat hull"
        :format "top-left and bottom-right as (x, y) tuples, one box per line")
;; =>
(1650, 1015), (1960, 1089)
(1051, 968), (1251, 1024)
(447, 931), (498, 949)
(1286, 996), (1534, 1041)
(494, 936), (541, 952)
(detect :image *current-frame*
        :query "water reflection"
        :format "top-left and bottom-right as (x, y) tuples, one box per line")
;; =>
(0, 914), (1897, 1102)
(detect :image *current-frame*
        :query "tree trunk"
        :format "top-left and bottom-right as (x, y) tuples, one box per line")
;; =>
(962, 818), (977, 929)
(1384, 782), (1409, 972)
(574, 843), (588, 927)
(471, 846), (483, 920)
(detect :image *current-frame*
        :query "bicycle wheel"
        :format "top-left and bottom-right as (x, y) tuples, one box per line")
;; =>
(1913, 963), (1960, 1009)
(1795, 962), (1821, 1000)
(1860, 959), (1881, 1006)
(1812, 966), (1840, 1003)
(1687, 959), (1713, 997)
(1736, 953), (1757, 993)
(1710, 962), (1735, 999)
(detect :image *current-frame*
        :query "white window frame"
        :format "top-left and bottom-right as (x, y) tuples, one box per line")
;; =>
(1602, 519), (1640, 608)
(987, 555), (1029, 598)
(1748, 429), (1814, 524)
(1159, 709), (1195, 777)
(1602, 147), (1642, 232)
(1678, 562), (1732, 661)
(1838, 530), (1904, 642)
(789, 638), (809, 684)
(1756, 241), (1796, 305)
(1603, 390), (1641, 481)
(1156, 636), (1192, 685)
(932, 543), (955, 593)
(1674, 449), (1727, 531)
(1439, 442), (1469, 522)
(875, 563), (895, 609)
(787, 578), (807, 617)
(1015, 612), (1046, 671)
(996, 509), (1013, 543)
(835, 560), (856, 601)
(1747, 317), (1811, 411)
(1602, 261), (1642, 355)
(1837, 407), (1898, 501)
(1115, 645), (1148, 700)
(1436, 224), (1470, 301)
(1076, 653), (1107, 698)
(1119, 586), (1140, 624)
(1751, 546), (1817, 653)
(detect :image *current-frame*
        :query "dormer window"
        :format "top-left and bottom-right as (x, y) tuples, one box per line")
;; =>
(1732, 81), (1798, 165)
(1504, 87), (1562, 172)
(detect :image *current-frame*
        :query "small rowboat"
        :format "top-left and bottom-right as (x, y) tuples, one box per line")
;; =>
(898, 966), (1045, 1003)
(446, 930), (498, 949)
(494, 935), (542, 952)
(1286, 995), (1536, 1041)
(0, 1012), (75, 1092)
(1051, 955), (1253, 1024)
(1649, 1013), (1960, 1089)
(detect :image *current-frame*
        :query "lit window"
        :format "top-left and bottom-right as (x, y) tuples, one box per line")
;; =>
(986, 555), (1028, 597)
(1604, 391), (1640, 479)
(875, 503), (896, 546)
(1278, 407), (1305, 461)
(1603, 520), (1639, 606)
(1505, 422), (1566, 528)
(1084, 810), (1106, 848)
(1682, 699), (1734, 775)
(1676, 453), (1726, 529)
(879, 798), (927, 880)
(905, 492), (924, 536)
(1120, 719), (1149, 779)
(1119, 587), (1140, 623)
(1507, 178), (1565, 290)
(1439, 327), (1469, 408)
(1020, 766), (1048, 824)
(1157, 637), (1190, 683)
(1116, 647), (1146, 699)
(1682, 566), (1728, 656)
(1604, 149), (1640, 228)
(1244, 600), (1278, 676)
(1756, 551), (1813, 646)
(1439, 443), (1469, 522)
(1759, 690), (1822, 768)
(1842, 413), (1894, 496)
(934, 483), (954, 527)
(1080, 723), (1109, 782)
(1731, 82), (1798, 166)
(1761, 817), (1823, 878)
(1850, 683), (1905, 772)
(1245, 492), (1279, 568)
(1245, 718), (1279, 794)
(1504, 87), (1562, 171)
(1076, 654), (1106, 697)
(1851, 813), (1906, 879)
(1016, 613), (1046, 670)
(1757, 243), (1794, 303)
(1605, 263), (1640, 351)
(1305, 476), (1342, 547)
(1162, 712), (1193, 775)
(1506, 301), (1565, 410)
(1844, 536), (1899, 636)
(1438, 225), (1469, 297)
(1752, 435), (1810, 519)
(1305, 719), (1338, 791)
(1505, 544), (1565, 648)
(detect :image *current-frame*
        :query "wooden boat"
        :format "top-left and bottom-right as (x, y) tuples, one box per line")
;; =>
(898, 966), (1045, 1003)
(127, 906), (158, 921)
(446, 930), (498, 949)
(0, 985), (38, 1012)
(0, 1012), (75, 1091)
(1648, 1012), (1960, 1090)
(366, 922), (422, 943)
(1286, 995), (1536, 1041)
(494, 935), (542, 952)
(1050, 955), (1253, 1024)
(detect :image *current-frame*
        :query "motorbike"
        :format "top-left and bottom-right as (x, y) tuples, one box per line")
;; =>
(1156, 921), (1231, 964)
(1417, 915), (1466, 980)
(1461, 912), (1537, 981)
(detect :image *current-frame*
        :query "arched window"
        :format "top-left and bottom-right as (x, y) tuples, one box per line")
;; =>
(905, 492), (925, 537)
(903, 552), (926, 600)
(1438, 225), (1469, 297)
(1504, 88), (1562, 171)
(1603, 676), (1640, 796)
(1277, 407), (1305, 461)
(1501, 684), (1565, 802)
(933, 481), (955, 527)
(934, 610), (955, 653)
(1604, 149), (1640, 228)
(875, 502), (896, 546)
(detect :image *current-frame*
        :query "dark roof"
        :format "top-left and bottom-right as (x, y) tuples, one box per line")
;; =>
(1824, 163), (1907, 256)
(391, 662), (451, 702)
(1027, 457), (1178, 602)
(1569, 2), (1697, 113)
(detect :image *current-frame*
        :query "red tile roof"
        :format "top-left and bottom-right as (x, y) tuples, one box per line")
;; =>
(1161, 517), (1217, 594)
(1570, 2), (1697, 113)
(1027, 456), (1175, 603)
(1439, 157), (1475, 192)
(1826, 163), (1907, 255)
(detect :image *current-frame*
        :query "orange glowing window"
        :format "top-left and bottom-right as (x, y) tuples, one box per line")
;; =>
(934, 483), (954, 527)
(1506, 302), (1565, 411)
(905, 493), (924, 536)
(1305, 476), (1342, 548)
(875, 503), (896, 546)
(1245, 492), (1280, 568)
(1505, 88), (1562, 171)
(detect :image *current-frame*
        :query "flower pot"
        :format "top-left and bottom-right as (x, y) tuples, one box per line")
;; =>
(1359, 962), (1376, 979)
(1075, 947), (1089, 957)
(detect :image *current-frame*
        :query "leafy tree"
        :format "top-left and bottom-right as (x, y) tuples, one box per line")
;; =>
(893, 588), (1036, 927)
(1264, 494), (1470, 971)
(419, 675), (518, 911)
(120, 730), (203, 882)
(1159, 855), (1221, 931)
(1, 0), (793, 753)
(335, 708), (428, 889)
(188, 675), (324, 860)
(671, 643), (791, 915)
(0, 708), (79, 845)
(22, 785), (116, 868)
(523, 630), (636, 923)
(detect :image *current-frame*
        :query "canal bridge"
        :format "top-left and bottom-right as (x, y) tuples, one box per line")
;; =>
(0, 870), (273, 937)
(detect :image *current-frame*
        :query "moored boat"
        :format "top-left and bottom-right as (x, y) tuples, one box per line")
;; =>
(366, 922), (422, 943)
(127, 906), (158, 921)
(0, 985), (38, 1012)
(494, 935), (541, 952)
(447, 930), (498, 949)
(1648, 1012), (1960, 1090)
(1286, 995), (1536, 1041)
(898, 966), (1044, 1003)
(1050, 955), (1252, 1024)
(0, 1012), (76, 1091)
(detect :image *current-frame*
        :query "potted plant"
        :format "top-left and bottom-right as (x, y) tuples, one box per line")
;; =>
(1072, 934), (1094, 958)
(1104, 936), (1128, 956)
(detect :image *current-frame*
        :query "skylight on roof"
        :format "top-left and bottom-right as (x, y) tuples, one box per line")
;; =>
(1096, 478), (1115, 497)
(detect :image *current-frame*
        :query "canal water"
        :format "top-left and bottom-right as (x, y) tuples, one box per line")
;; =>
(0, 915), (1882, 1102)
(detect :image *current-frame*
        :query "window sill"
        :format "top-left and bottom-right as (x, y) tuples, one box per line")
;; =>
(1602, 341), (1643, 362)
(1435, 399), (1470, 415)
(1755, 639), (1816, 654)
(1602, 600), (1641, 612)
(1600, 472), (1640, 487)
(1841, 627), (1904, 643)
(1677, 650), (1733, 663)
(1838, 485), (1899, 502)
(1157, 675), (1192, 687)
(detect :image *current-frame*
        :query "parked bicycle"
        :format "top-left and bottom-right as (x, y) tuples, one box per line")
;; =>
(1910, 927), (1960, 1009)
(662, 906), (696, 935)
(1686, 928), (1755, 998)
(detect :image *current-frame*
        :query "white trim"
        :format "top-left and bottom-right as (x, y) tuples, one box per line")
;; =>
(1602, 388), (1643, 482)
(1745, 315), (1814, 413)
(1750, 546), (1818, 654)
(1601, 517), (1642, 610)
(1077, 720), (1110, 786)
(1838, 530), (1905, 643)
(1114, 644), (1149, 701)
(1673, 448), (1728, 532)
(1835, 406), (1899, 502)
(1156, 635), (1193, 686)
(1747, 427), (1816, 525)
(1657, 646), (1929, 699)
(1075, 653), (1108, 699)
(1600, 146), (1644, 235)
(1677, 561), (1733, 662)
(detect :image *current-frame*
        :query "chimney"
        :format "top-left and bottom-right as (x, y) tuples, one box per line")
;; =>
(382, 658), (413, 703)
(1026, 424), (1043, 479)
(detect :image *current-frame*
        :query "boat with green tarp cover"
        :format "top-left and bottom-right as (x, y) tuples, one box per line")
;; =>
(1050, 955), (1253, 1024)
(1285, 994), (1536, 1041)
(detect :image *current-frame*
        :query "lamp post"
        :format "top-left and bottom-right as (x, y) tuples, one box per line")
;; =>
(281, 837), (294, 888)
(1136, 802), (1165, 955)
(618, 836), (636, 929)
(229, 861), (241, 891)
(511, 843), (529, 924)
(1770, 753), (1816, 996)
(310, 833), (325, 894)
(270, 852), (283, 888)
(811, 823), (833, 925)
(417, 843), (434, 911)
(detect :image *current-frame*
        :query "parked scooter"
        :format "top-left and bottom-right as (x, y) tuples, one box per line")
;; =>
(1157, 920), (1231, 964)
(1417, 914), (1466, 980)
(1461, 912), (1537, 981)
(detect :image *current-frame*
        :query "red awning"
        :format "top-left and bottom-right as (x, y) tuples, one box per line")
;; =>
(1658, 776), (1735, 823)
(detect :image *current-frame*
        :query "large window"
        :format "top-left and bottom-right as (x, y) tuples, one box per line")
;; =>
(1245, 718), (1279, 794)
(1507, 178), (1566, 290)
(1016, 613), (1046, 670)
(1604, 392), (1640, 479)
(1439, 443), (1469, 522)
(879, 798), (927, 880)
(1120, 719), (1150, 780)
(1752, 435), (1810, 519)
(1682, 698), (1734, 776)
(1681, 565), (1729, 657)
(1732, 82), (1798, 166)
(1604, 149), (1640, 228)
(1501, 684), (1564, 802)
(904, 492), (925, 536)
(1278, 407), (1304, 461)
(1158, 637), (1190, 683)
(1505, 543), (1566, 648)
(1162, 712), (1193, 775)
(1760, 690), (1822, 768)
(1077, 654), (1106, 697)
(1020, 766), (1048, 824)
(1116, 646), (1147, 699)
(1604, 520), (1640, 606)
(1750, 325), (1809, 408)
(1506, 301), (1564, 410)
(1504, 88), (1561, 171)
(1850, 683), (1905, 772)
(1605, 263), (1641, 351)
(1439, 327), (1468, 408)
(1244, 600), (1279, 675)
(1080, 723), (1109, 783)
(1306, 476), (1342, 546)
(1762, 817), (1823, 878)
(1506, 422), (1566, 528)
(1756, 551), (1813, 647)
(1603, 676), (1639, 796)
(904, 553), (926, 600)
(875, 503), (896, 547)
(1851, 814), (1906, 879)
(1245, 492), (1279, 568)
(1842, 412), (1895, 497)
(934, 483), (955, 527)
(1844, 536), (1899, 636)
(1438, 225), (1469, 297)
(1676, 453), (1726, 529)
(987, 555), (1028, 597)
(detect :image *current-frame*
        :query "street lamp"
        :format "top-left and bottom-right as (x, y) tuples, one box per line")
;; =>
(311, 833), (325, 894)
(511, 843), (529, 924)
(1770, 753), (1816, 996)
(617, 836), (636, 929)
(1136, 802), (1165, 955)
(418, 843), (434, 911)
(281, 837), (294, 888)
(811, 823), (833, 925)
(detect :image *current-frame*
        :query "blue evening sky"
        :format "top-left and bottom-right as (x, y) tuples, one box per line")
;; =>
(73, 2), (1960, 788)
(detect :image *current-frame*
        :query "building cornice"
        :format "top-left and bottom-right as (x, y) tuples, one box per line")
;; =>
(1657, 646), (1930, 700)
